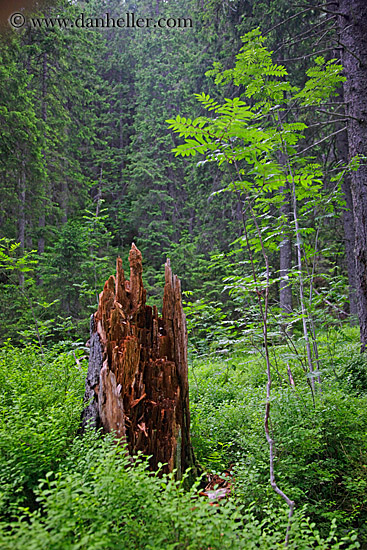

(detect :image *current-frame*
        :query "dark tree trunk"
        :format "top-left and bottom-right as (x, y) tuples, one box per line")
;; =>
(82, 244), (197, 480)
(18, 160), (26, 288)
(279, 185), (293, 320)
(336, 125), (358, 318)
(37, 52), (47, 285)
(338, 0), (367, 349)
(278, 149), (293, 328)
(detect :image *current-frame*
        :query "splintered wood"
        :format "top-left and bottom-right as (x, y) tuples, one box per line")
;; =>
(82, 244), (196, 477)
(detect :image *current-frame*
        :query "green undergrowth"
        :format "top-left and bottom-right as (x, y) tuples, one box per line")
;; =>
(0, 428), (359, 550)
(0, 328), (364, 548)
(188, 325), (367, 545)
(0, 341), (87, 517)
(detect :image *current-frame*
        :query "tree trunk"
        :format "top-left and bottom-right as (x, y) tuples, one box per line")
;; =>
(278, 148), (293, 333)
(82, 244), (197, 480)
(338, 0), (367, 349)
(336, 127), (358, 319)
(37, 52), (47, 285)
(279, 184), (293, 321)
(18, 160), (26, 288)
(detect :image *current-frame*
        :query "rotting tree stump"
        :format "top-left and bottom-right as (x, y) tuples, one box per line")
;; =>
(81, 244), (197, 480)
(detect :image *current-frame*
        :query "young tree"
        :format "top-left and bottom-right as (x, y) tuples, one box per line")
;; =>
(167, 31), (346, 531)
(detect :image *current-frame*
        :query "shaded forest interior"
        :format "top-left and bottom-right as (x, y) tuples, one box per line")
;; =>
(1, 0), (367, 548)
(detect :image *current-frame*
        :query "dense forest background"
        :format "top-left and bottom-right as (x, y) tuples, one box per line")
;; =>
(1, 0), (359, 343)
(1, 0), (367, 548)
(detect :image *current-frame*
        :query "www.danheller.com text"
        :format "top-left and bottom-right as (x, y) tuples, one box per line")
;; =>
(9, 11), (193, 29)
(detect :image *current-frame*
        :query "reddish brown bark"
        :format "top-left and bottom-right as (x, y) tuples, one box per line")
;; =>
(82, 244), (196, 479)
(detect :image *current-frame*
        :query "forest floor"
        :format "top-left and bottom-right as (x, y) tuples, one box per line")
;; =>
(0, 325), (365, 549)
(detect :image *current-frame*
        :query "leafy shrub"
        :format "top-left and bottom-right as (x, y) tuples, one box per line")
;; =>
(0, 429), (359, 549)
(0, 332), (363, 548)
(339, 352), (367, 395)
(188, 348), (367, 544)
(183, 298), (235, 356)
(0, 342), (86, 515)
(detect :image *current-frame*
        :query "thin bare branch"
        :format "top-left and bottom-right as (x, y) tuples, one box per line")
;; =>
(306, 118), (348, 128)
(274, 111), (317, 395)
(291, 2), (346, 17)
(264, 3), (337, 36)
(316, 109), (356, 119)
(264, 6), (317, 36)
(334, 39), (363, 64)
(294, 126), (347, 156)
(313, 23), (337, 48)
(272, 17), (335, 54)
(313, 287), (348, 317)
(278, 47), (341, 63)
(319, 8), (347, 16)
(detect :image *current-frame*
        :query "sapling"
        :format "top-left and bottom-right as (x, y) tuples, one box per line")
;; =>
(167, 28), (346, 544)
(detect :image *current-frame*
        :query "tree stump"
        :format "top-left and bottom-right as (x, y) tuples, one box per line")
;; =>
(81, 244), (197, 480)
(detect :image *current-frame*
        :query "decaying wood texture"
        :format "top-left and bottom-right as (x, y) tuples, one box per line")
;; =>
(82, 244), (196, 479)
